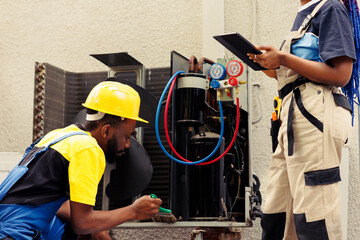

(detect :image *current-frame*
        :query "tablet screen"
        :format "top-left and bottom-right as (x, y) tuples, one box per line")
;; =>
(213, 32), (267, 71)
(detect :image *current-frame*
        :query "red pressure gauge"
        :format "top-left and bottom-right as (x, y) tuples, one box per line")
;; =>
(226, 60), (244, 77)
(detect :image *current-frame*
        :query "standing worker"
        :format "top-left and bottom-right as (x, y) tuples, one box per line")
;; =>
(248, 0), (359, 239)
(0, 81), (162, 239)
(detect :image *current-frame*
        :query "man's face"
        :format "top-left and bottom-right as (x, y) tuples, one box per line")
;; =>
(105, 119), (136, 164)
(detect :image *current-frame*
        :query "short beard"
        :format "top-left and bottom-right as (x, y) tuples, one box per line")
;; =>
(105, 135), (118, 164)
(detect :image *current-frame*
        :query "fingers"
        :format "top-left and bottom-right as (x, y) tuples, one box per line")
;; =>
(247, 53), (262, 62)
(153, 197), (163, 206)
(247, 53), (255, 60)
(247, 45), (273, 61)
(147, 196), (163, 216)
(131, 196), (164, 220)
(151, 203), (160, 214)
(257, 45), (273, 51)
(147, 194), (163, 205)
(142, 195), (163, 212)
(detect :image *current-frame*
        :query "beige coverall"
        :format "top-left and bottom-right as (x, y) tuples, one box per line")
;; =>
(261, 1), (353, 239)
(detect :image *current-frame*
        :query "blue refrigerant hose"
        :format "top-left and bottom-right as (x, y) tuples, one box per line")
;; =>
(155, 71), (224, 165)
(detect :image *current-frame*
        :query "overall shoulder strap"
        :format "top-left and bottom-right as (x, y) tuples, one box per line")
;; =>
(23, 131), (89, 167)
(298, 0), (328, 32)
(0, 131), (89, 201)
(46, 131), (89, 148)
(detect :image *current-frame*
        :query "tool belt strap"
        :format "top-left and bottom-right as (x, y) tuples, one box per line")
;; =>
(279, 78), (324, 156)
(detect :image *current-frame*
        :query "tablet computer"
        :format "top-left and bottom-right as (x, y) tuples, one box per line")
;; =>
(213, 32), (266, 71)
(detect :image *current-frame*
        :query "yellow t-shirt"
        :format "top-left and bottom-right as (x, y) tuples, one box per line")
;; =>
(1, 124), (105, 206)
(37, 124), (106, 206)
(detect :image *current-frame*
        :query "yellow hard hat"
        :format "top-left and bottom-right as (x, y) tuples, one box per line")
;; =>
(82, 81), (148, 123)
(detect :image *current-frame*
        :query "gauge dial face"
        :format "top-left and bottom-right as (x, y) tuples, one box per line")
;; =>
(209, 63), (226, 80)
(226, 60), (243, 77)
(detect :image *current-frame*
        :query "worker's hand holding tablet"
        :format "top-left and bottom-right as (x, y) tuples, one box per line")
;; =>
(213, 32), (279, 71)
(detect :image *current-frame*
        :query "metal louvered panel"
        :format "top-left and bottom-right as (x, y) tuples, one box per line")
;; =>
(141, 67), (171, 207)
(34, 62), (67, 141)
(64, 72), (107, 126)
(33, 63), (107, 141)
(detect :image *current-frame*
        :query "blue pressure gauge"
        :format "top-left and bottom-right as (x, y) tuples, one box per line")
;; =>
(209, 63), (226, 80)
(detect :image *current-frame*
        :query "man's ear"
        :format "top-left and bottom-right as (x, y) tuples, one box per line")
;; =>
(100, 124), (113, 139)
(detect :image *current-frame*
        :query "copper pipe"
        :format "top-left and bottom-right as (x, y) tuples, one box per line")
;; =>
(35, 64), (45, 73)
(35, 113), (44, 122)
(35, 124), (43, 132)
(35, 134), (43, 141)
(36, 74), (45, 82)
(189, 55), (198, 73)
(198, 57), (215, 73)
(35, 103), (44, 112)
(36, 94), (44, 101)
(36, 83), (45, 92)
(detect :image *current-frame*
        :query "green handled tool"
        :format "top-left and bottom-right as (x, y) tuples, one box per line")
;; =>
(150, 193), (176, 223)
(150, 194), (172, 213)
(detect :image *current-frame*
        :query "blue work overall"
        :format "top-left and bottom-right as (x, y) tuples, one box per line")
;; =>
(0, 132), (87, 240)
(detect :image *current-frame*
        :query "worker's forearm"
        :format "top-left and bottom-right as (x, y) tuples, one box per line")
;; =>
(56, 200), (72, 223)
(70, 195), (161, 235)
(280, 52), (352, 87)
(71, 205), (136, 235)
(262, 69), (277, 79)
(57, 200), (116, 237)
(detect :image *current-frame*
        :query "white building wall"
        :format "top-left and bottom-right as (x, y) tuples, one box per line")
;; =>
(0, 153), (21, 183)
(0, 0), (359, 239)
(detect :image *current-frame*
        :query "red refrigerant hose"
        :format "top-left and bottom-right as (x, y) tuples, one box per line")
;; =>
(164, 75), (240, 165)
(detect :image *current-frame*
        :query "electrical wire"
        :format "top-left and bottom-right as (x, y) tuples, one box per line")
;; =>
(155, 71), (224, 165)
(252, 83), (263, 124)
(225, 125), (243, 220)
(205, 101), (219, 113)
(226, 175), (241, 220)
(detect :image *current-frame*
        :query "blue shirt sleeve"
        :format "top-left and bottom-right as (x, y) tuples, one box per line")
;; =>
(318, 2), (356, 62)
